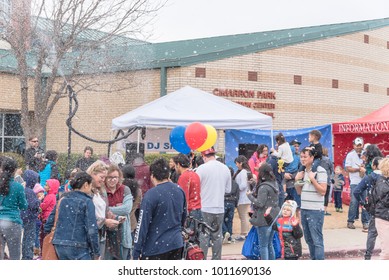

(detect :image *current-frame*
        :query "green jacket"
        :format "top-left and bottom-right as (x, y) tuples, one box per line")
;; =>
(0, 179), (28, 225)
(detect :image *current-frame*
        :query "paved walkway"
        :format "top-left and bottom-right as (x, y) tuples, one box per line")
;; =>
(212, 203), (381, 260)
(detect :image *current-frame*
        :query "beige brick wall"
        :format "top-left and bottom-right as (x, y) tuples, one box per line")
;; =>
(169, 27), (389, 130)
(46, 70), (160, 155)
(2, 26), (389, 155)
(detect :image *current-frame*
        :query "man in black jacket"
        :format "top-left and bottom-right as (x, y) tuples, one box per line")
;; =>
(24, 136), (44, 172)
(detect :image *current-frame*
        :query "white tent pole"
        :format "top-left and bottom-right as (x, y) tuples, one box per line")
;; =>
(270, 128), (274, 149)
(137, 128), (140, 153)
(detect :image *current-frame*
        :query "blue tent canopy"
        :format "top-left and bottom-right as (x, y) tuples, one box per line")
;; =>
(224, 124), (332, 171)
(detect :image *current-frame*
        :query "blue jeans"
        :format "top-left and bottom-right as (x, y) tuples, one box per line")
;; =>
(22, 221), (36, 260)
(222, 202), (235, 237)
(347, 184), (370, 224)
(55, 244), (92, 260)
(277, 182), (285, 208)
(256, 226), (275, 260)
(35, 219), (41, 248)
(286, 187), (301, 208)
(301, 209), (325, 260)
(334, 190), (342, 209)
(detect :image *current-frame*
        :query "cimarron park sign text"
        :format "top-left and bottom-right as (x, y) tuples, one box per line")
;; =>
(213, 88), (276, 118)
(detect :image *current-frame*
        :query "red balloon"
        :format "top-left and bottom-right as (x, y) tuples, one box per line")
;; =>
(184, 122), (208, 150)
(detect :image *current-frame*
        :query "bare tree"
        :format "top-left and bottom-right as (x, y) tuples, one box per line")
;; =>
(0, 0), (164, 142)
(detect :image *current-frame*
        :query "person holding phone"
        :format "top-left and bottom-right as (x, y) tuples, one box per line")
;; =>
(105, 164), (133, 260)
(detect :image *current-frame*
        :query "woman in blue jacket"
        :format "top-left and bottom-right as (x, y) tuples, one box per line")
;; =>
(0, 157), (28, 260)
(44, 171), (100, 260)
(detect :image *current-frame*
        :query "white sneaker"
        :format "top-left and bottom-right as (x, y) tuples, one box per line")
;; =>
(223, 232), (230, 244)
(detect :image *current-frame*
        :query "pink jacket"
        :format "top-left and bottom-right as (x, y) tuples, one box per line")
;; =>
(40, 179), (60, 221)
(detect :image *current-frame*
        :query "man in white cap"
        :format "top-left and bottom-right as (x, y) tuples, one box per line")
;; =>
(196, 147), (231, 260)
(345, 137), (369, 230)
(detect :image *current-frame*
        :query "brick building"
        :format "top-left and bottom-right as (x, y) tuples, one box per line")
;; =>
(1, 17), (389, 155)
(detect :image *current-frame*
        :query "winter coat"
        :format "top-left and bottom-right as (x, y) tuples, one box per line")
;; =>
(24, 147), (43, 172)
(44, 191), (100, 259)
(107, 184), (133, 250)
(132, 182), (186, 260)
(20, 170), (41, 224)
(133, 161), (152, 197)
(285, 145), (301, 174)
(354, 171), (381, 206)
(75, 157), (95, 171)
(247, 180), (280, 227)
(0, 179), (28, 225)
(39, 160), (60, 187)
(40, 179), (60, 221)
(265, 215), (303, 259)
(373, 175), (389, 221)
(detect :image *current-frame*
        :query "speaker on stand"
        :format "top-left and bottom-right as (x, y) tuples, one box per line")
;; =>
(238, 143), (258, 159)
(125, 142), (145, 164)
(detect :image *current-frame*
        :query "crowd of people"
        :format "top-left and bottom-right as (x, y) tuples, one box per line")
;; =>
(0, 131), (388, 260)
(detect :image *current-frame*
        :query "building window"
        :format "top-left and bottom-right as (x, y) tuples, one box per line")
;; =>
(364, 34), (369, 44)
(0, 0), (11, 22)
(248, 71), (258, 82)
(364, 83), (369, 93)
(0, 113), (25, 153)
(332, 79), (339, 89)
(294, 75), (302, 85)
(195, 67), (206, 78)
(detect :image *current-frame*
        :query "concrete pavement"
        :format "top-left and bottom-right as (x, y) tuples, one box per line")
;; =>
(210, 203), (381, 260)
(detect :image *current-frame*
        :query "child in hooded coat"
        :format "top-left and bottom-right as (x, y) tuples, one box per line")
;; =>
(264, 200), (303, 260)
(20, 170), (41, 260)
(39, 178), (60, 255)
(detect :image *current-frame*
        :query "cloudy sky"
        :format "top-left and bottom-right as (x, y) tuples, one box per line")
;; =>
(149, 0), (389, 42)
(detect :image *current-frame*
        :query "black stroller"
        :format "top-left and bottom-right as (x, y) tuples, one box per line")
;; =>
(182, 216), (218, 260)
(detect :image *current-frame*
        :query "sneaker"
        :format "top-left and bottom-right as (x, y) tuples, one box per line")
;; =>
(229, 237), (235, 244)
(324, 211), (332, 216)
(362, 224), (369, 232)
(364, 254), (371, 260)
(235, 235), (246, 242)
(347, 222), (356, 229)
(335, 208), (339, 212)
(339, 208), (343, 213)
(294, 180), (305, 187)
(223, 232), (230, 244)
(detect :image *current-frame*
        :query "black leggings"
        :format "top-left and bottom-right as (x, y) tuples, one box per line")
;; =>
(324, 185), (331, 207)
(141, 247), (183, 260)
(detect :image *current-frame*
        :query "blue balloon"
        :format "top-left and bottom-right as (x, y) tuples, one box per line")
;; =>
(170, 126), (191, 154)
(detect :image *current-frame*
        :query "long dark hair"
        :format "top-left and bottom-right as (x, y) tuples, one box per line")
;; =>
(0, 157), (18, 196)
(257, 163), (276, 183)
(365, 144), (383, 165)
(121, 164), (139, 201)
(233, 155), (250, 180)
(70, 171), (92, 190)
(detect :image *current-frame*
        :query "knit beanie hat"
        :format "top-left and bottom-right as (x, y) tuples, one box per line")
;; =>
(281, 200), (298, 218)
(33, 183), (45, 194)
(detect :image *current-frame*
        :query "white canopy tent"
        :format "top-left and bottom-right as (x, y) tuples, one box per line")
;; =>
(112, 86), (273, 130)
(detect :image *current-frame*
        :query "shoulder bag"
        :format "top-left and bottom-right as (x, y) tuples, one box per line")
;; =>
(42, 199), (62, 260)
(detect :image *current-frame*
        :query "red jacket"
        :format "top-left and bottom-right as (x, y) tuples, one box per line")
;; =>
(177, 170), (201, 212)
(40, 179), (60, 221)
(133, 162), (152, 197)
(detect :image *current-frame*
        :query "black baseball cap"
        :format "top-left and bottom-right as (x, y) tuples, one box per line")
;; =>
(289, 139), (301, 145)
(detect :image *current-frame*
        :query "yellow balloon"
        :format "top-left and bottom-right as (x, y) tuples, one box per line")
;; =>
(197, 124), (217, 152)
